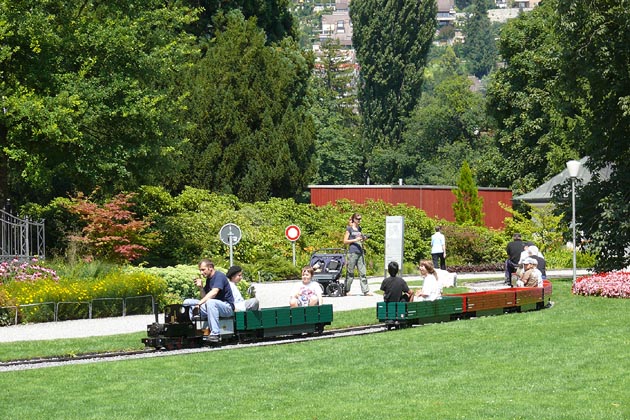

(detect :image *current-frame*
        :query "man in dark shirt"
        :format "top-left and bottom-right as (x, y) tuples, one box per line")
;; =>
(505, 233), (525, 286)
(380, 261), (412, 302)
(190, 259), (234, 343)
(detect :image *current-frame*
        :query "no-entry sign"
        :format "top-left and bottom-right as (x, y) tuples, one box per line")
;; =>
(285, 225), (301, 241)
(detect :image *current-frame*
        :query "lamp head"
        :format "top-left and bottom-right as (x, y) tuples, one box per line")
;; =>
(566, 160), (581, 178)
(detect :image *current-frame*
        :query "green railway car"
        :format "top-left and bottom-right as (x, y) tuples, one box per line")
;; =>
(377, 281), (553, 329)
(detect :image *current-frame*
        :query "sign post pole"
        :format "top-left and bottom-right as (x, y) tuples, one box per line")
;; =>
(284, 225), (301, 266)
(219, 223), (242, 267)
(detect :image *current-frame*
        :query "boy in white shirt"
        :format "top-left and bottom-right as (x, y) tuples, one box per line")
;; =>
(226, 265), (259, 311)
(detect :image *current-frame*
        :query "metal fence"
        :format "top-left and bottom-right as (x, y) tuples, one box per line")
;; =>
(0, 206), (46, 262)
(0, 295), (157, 325)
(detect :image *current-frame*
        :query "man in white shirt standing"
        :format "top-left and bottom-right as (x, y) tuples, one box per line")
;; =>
(430, 226), (447, 270)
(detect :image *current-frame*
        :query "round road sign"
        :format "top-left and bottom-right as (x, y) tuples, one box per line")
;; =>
(285, 225), (301, 241)
(219, 223), (242, 246)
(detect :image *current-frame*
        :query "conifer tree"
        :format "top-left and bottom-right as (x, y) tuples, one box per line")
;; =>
(350, 0), (436, 182)
(452, 161), (484, 226)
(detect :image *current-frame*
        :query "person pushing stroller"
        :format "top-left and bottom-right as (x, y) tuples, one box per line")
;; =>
(343, 213), (372, 296)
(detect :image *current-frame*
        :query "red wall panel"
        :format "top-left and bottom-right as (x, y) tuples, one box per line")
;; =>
(309, 185), (512, 229)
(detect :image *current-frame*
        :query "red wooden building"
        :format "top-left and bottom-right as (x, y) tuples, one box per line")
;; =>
(309, 185), (512, 229)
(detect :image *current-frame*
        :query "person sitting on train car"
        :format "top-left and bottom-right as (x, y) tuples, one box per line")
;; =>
(290, 266), (323, 307)
(183, 259), (234, 343)
(226, 265), (259, 311)
(413, 260), (442, 301)
(517, 258), (542, 288)
(505, 233), (525, 286)
(526, 245), (547, 280)
(380, 261), (413, 303)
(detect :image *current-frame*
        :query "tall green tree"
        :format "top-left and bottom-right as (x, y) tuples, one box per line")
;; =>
(553, 0), (630, 271)
(452, 161), (484, 226)
(401, 47), (489, 185)
(185, 11), (316, 202)
(0, 0), (199, 205)
(459, 0), (497, 78)
(310, 39), (362, 185)
(350, 0), (436, 183)
(485, 0), (584, 195)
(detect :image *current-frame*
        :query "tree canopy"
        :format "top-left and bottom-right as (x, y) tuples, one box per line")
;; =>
(184, 11), (316, 202)
(553, 0), (630, 271)
(0, 0), (200, 204)
(350, 0), (436, 183)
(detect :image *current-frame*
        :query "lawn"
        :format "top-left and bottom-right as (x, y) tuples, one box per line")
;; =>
(1, 279), (629, 419)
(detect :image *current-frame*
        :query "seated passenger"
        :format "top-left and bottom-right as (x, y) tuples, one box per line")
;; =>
(505, 233), (525, 286)
(380, 261), (413, 303)
(413, 260), (442, 301)
(182, 259), (234, 343)
(527, 246), (547, 280)
(517, 257), (542, 287)
(290, 266), (323, 308)
(226, 265), (259, 311)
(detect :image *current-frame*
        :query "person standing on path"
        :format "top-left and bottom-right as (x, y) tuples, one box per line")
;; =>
(343, 213), (372, 296)
(431, 226), (447, 270)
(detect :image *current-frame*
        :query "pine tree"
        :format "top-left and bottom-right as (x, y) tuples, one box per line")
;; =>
(452, 161), (485, 226)
(460, 0), (497, 78)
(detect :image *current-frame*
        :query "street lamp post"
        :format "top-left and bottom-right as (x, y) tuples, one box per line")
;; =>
(566, 160), (581, 284)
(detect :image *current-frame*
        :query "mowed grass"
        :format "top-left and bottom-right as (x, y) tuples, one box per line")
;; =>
(1, 279), (630, 419)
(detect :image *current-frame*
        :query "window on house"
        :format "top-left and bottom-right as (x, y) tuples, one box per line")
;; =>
(337, 20), (345, 33)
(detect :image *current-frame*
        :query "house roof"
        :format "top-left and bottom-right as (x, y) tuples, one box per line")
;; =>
(513, 157), (612, 203)
(436, 0), (454, 12)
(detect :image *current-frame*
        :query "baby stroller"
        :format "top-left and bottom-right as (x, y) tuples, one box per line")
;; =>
(309, 248), (347, 297)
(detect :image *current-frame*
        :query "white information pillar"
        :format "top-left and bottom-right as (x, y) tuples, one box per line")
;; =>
(384, 216), (405, 277)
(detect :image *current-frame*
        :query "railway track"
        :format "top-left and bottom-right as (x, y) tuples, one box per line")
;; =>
(0, 324), (386, 372)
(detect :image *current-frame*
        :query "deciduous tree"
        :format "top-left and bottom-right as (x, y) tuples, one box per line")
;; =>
(553, 0), (630, 271)
(0, 0), (199, 205)
(452, 161), (484, 226)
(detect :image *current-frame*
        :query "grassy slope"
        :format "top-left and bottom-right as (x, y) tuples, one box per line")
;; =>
(1, 279), (629, 419)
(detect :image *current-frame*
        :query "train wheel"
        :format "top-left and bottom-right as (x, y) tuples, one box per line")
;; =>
(326, 283), (342, 297)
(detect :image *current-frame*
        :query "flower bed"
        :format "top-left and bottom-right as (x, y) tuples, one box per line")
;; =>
(0, 260), (167, 324)
(572, 271), (630, 298)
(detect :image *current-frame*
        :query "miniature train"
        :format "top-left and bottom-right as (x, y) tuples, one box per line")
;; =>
(143, 281), (553, 350)
(142, 304), (334, 350)
(378, 280), (553, 328)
